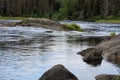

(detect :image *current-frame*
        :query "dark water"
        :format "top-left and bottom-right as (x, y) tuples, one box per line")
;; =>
(0, 20), (120, 80)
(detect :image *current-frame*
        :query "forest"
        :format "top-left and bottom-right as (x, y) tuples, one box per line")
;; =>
(0, 0), (120, 20)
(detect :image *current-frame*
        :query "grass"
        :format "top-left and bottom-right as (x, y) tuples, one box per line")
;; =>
(112, 76), (120, 80)
(0, 16), (28, 20)
(96, 20), (120, 24)
(110, 32), (116, 36)
(63, 23), (82, 31)
(95, 16), (120, 23)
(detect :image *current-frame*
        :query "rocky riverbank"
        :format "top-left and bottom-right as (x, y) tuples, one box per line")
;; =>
(77, 34), (120, 79)
(0, 18), (80, 31)
(0, 18), (83, 31)
(78, 35), (120, 64)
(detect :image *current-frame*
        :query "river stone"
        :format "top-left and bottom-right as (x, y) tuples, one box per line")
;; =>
(39, 64), (78, 80)
(95, 74), (120, 80)
(77, 48), (102, 62)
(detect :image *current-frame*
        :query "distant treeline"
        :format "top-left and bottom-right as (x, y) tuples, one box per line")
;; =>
(0, 0), (120, 20)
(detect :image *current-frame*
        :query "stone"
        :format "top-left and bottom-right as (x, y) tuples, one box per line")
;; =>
(77, 48), (102, 62)
(39, 64), (78, 80)
(95, 74), (120, 80)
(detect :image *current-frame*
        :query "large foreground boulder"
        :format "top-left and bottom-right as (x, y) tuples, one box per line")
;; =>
(95, 74), (120, 80)
(39, 64), (78, 80)
(15, 18), (69, 31)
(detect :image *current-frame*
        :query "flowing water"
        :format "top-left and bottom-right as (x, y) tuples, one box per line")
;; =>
(0, 20), (120, 80)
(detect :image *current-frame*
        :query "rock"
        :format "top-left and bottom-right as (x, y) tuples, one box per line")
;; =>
(77, 48), (102, 63)
(15, 18), (69, 31)
(96, 35), (120, 63)
(85, 60), (102, 66)
(95, 74), (120, 80)
(77, 35), (120, 65)
(39, 64), (78, 80)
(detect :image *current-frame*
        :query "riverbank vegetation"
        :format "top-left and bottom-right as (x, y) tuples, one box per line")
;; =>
(96, 20), (120, 24)
(110, 32), (116, 36)
(0, 0), (120, 21)
(0, 16), (28, 20)
(63, 23), (82, 31)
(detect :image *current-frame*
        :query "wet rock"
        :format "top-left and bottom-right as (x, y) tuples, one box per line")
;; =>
(77, 48), (102, 63)
(95, 74), (120, 80)
(15, 18), (69, 31)
(84, 59), (102, 66)
(39, 64), (78, 80)
(77, 48), (99, 56)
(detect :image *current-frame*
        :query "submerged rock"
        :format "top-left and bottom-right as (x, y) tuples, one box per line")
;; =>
(39, 64), (78, 80)
(95, 74), (120, 80)
(14, 18), (69, 31)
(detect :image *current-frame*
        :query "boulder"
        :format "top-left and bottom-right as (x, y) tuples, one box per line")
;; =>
(95, 74), (120, 80)
(39, 64), (78, 80)
(77, 48), (102, 63)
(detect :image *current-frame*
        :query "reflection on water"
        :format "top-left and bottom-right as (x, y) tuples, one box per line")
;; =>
(0, 21), (120, 80)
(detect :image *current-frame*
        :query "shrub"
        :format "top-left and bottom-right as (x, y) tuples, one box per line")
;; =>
(63, 23), (82, 31)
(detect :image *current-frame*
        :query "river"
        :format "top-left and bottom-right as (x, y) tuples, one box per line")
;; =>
(0, 20), (120, 80)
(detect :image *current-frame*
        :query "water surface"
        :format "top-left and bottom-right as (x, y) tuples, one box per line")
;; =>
(0, 20), (120, 80)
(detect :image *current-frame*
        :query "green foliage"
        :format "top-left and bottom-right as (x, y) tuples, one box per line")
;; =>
(0, 16), (28, 20)
(63, 23), (82, 31)
(0, 0), (120, 20)
(96, 19), (120, 24)
(112, 76), (120, 80)
(110, 32), (116, 36)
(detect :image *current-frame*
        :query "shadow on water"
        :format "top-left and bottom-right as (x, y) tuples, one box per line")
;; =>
(66, 35), (104, 46)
